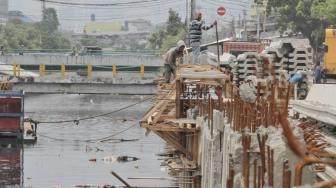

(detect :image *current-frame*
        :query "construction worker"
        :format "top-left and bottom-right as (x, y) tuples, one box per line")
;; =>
(163, 40), (186, 83)
(290, 70), (308, 99)
(314, 62), (322, 84)
(189, 12), (217, 64)
(290, 70), (306, 84)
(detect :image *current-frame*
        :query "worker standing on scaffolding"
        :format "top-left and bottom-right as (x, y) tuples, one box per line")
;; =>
(189, 12), (217, 64)
(163, 40), (186, 83)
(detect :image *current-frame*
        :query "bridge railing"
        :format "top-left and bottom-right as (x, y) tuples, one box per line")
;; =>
(3, 63), (161, 80)
(0, 54), (163, 66)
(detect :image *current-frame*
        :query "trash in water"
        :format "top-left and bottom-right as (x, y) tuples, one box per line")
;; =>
(75, 184), (114, 188)
(102, 156), (117, 164)
(89, 158), (97, 162)
(117, 156), (139, 162)
(102, 155), (140, 164)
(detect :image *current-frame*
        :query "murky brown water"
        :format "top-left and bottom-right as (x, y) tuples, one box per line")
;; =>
(0, 94), (172, 188)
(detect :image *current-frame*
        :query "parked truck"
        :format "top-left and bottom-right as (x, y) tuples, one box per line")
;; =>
(323, 28), (336, 77)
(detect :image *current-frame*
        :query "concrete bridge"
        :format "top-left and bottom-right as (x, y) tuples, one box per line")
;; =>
(0, 54), (163, 66)
(0, 54), (162, 95)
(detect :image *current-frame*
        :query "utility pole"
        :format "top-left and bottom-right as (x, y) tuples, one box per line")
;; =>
(190, 0), (196, 21)
(186, 0), (189, 25)
(256, 2), (260, 41)
(263, 0), (268, 32)
(186, 0), (190, 46)
(41, 0), (46, 12)
(238, 14), (241, 39)
(231, 17), (236, 40)
(243, 10), (247, 41)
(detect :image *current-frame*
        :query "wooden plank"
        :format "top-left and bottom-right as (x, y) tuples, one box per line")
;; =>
(164, 118), (198, 125)
(155, 131), (192, 158)
(140, 123), (197, 133)
(152, 101), (170, 124)
(192, 131), (199, 163)
(141, 99), (165, 123)
(176, 79), (181, 119)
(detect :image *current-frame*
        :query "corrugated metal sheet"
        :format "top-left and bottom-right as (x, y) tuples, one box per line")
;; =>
(0, 98), (21, 113)
(0, 118), (20, 132)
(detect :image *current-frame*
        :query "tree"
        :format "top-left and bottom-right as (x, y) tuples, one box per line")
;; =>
(80, 35), (98, 46)
(160, 29), (186, 53)
(0, 9), (71, 51)
(166, 9), (184, 36)
(148, 9), (185, 53)
(148, 30), (166, 49)
(311, 0), (336, 23)
(267, 0), (336, 48)
(40, 8), (60, 33)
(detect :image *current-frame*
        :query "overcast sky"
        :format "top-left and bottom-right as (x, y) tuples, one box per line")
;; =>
(9, 0), (252, 33)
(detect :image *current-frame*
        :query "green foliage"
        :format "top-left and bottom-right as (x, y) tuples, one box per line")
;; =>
(166, 9), (184, 36)
(148, 9), (185, 53)
(268, 0), (336, 47)
(311, 0), (336, 23)
(0, 8), (71, 52)
(80, 35), (98, 46)
(160, 29), (186, 53)
(41, 32), (71, 49)
(40, 8), (60, 33)
(148, 30), (166, 49)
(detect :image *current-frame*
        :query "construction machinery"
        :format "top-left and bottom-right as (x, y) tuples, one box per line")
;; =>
(323, 28), (336, 77)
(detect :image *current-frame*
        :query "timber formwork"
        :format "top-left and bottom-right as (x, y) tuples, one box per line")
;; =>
(140, 64), (226, 179)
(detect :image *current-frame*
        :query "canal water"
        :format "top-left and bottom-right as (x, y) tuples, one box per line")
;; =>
(1, 94), (171, 188)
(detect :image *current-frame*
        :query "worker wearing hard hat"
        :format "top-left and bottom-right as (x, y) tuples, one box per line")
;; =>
(189, 12), (217, 64)
(163, 40), (186, 83)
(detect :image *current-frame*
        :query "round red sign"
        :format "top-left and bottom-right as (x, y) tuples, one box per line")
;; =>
(217, 6), (226, 16)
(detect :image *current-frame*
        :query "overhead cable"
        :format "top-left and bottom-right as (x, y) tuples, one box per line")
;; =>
(30, 96), (153, 125)
(34, 0), (171, 7)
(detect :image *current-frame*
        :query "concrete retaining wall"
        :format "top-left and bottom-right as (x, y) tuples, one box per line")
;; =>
(198, 110), (314, 188)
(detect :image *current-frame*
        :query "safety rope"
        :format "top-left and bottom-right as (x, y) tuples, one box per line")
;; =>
(30, 96), (153, 125)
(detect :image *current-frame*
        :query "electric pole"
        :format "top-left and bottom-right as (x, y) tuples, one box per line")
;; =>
(257, 3), (260, 41)
(263, 0), (268, 32)
(186, 0), (190, 46)
(243, 10), (247, 41)
(186, 0), (189, 25)
(238, 14), (241, 39)
(41, 0), (46, 12)
(190, 0), (196, 21)
(231, 17), (236, 40)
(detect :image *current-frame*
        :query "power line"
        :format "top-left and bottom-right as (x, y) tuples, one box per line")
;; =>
(43, 0), (182, 10)
(202, 0), (248, 12)
(206, 0), (250, 8)
(33, 0), (172, 7)
(31, 96), (153, 125)
(55, 4), (184, 18)
(26, 1), (185, 22)
(36, 123), (138, 142)
(56, 8), (185, 21)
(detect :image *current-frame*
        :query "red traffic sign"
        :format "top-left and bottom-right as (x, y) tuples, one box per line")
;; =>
(217, 6), (226, 16)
